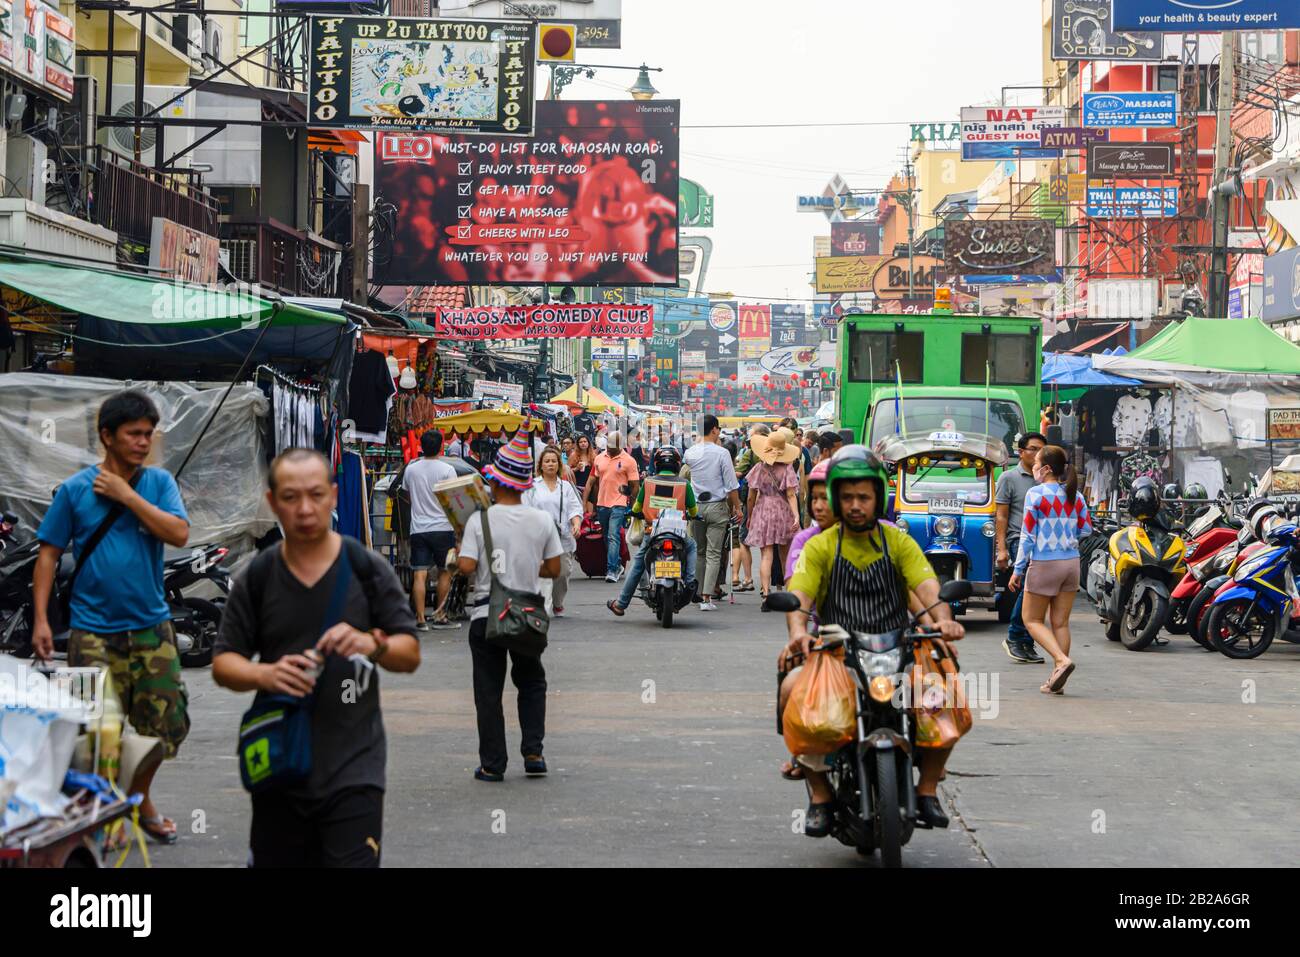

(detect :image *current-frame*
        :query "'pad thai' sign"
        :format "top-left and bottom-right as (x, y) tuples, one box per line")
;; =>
(433, 304), (652, 339)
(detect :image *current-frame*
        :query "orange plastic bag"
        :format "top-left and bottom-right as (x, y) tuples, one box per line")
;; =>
(782, 650), (857, 756)
(910, 639), (972, 749)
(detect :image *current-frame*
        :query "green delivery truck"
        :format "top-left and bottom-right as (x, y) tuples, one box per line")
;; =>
(836, 312), (1043, 456)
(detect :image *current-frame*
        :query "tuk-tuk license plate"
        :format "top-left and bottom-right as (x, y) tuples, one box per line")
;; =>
(654, 561), (682, 578)
(929, 498), (964, 514)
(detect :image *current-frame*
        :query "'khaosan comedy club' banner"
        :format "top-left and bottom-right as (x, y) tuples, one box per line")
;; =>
(375, 99), (680, 287)
(433, 303), (652, 339)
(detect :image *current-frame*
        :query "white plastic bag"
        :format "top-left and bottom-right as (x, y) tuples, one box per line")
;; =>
(0, 656), (84, 832)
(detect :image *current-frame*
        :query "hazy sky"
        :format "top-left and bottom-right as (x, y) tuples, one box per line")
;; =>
(556, 0), (1044, 303)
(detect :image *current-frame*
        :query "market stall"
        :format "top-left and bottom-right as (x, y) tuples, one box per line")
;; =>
(550, 383), (625, 415)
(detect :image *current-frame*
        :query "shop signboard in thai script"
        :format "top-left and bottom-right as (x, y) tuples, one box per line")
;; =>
(1051, 0), (1162, 60)
(960, 106), (1067, 160)
(374, 100), (678, 286)
(1082, 92), (1177, 128)
(432, 303), (651, 339)
(1112, 0), (1300, 31)
(1087, 143), (1174, 177)
(944, 220), (1056, 277)
(149, 217), (221, 284)
(307, 15), (536, 135)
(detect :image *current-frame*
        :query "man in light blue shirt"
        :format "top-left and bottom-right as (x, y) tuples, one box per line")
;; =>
(32, 390), (190, 845)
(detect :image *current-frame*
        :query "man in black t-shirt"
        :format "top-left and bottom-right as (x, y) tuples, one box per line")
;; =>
(213, 449), (419, 868)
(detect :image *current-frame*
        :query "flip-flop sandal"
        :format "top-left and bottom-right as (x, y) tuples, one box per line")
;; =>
(741, 581), (756, 592)
(140, 815), (178, 845)
(606, 599), (625, 617)
(1048, 661), (1076, 693)
(780, 761), (805, 781)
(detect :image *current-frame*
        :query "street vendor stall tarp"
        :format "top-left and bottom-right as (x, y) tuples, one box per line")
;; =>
(1094, 317), (1300, 376)
(1042, 352), (1141, 387)
(431, 409), (547, 436)
(0, 260), (346, 327)
(549, 384), (624, 415)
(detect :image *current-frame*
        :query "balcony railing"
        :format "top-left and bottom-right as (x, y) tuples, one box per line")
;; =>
(219, 217), (345, 298)
(89, 146), (219, 242)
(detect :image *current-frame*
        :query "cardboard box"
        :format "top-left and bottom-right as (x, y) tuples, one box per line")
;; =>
(434, 474), (491, 535)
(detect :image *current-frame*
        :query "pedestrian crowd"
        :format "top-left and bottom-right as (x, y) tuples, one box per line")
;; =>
(29, 390), (853, 867)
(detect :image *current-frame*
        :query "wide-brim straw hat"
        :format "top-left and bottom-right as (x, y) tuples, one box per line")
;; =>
(751, 427), (801, 465)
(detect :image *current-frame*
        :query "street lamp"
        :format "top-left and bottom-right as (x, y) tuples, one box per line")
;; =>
(628, 64), (659, 101)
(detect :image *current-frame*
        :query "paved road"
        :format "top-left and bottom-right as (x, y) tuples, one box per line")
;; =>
(151, 570), (1300, 868)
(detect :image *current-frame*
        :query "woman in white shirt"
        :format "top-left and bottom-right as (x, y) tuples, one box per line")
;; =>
(523, 445), (584, 616)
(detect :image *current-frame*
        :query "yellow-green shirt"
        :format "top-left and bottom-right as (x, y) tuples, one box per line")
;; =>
(788, 523), (935, 610)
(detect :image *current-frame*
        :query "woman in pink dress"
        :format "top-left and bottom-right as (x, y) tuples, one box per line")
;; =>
(745, 428), (802, 597)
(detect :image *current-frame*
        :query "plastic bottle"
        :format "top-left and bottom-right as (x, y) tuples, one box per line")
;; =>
(95, 674), (124, 785)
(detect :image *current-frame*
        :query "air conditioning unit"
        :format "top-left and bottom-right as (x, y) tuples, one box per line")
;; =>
(169, 13), (202, 63)
(203, 20), (223, 73)
(99, 85), (197, 168)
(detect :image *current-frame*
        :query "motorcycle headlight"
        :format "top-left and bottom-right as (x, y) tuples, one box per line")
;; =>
(1236, 550), (1278, 581)
(860, 647), (902, 678)
(934, 516), (958, 538)
(982, 520), (996, 538)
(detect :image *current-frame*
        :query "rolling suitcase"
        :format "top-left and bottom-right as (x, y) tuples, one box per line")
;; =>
(575, 514), (630, 578)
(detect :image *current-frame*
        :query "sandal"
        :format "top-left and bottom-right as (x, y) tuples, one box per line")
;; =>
(780, 760), (805, 781)
(804, 801), (835, 838)
(740, 580), (755, 592)
(1047, 660), (1075, 693)
(606, 599), (625, 617)
(732, 579), (742, 588)
(140, 815), (178, 845)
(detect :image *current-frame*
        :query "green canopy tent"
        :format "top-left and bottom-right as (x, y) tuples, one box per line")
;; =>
(1093, 317), (1300, 377)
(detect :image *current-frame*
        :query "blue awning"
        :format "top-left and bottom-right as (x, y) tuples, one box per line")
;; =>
(1042, 352), (1140, 387)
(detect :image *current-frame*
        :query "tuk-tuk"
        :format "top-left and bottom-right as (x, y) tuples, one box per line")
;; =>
(874, 430), (1008, 614)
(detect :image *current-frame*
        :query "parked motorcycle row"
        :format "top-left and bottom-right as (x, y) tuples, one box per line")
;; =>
(1082, 480), (1300, 660)
(0, 516), (231, 668)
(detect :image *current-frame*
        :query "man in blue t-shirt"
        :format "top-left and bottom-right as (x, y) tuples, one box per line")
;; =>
(32, 390), (191, 846)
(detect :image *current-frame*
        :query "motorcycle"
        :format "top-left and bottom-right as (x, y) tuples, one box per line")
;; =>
(637, 509), (695, 629)
(1204, 521), (1300, 660)
(1091, 510), (1188, 651)
(165, 543), (231, 667)
(768, 579), (972, 868)
(1165, 501), (1241, 638)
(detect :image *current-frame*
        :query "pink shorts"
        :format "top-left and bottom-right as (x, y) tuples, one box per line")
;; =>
(1025, 558), (1080, 597)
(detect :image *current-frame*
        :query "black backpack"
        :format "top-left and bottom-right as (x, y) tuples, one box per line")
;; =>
(244, 536), (381, 639)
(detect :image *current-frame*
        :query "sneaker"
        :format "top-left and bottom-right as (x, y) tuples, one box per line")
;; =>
(1022, 644), (1045, 663)
(1001, 639), (1033, 663)
(699, 600), (718, 612)
(416, 620), (431, 633)
(524, 755), (547, 776)
(553, 606), (564, 617)
(613, 565), (625, 583)
(430, 618), (461, 630)
(605, 571), (619, 583)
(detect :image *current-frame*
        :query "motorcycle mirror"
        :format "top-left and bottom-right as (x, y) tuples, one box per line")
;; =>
(763, 591), (802, 613)
(939, 580), (972, 603)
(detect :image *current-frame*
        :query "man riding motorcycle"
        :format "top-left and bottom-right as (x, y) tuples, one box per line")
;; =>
(781, 445), (965, 837)
(607, 445), (699, 616)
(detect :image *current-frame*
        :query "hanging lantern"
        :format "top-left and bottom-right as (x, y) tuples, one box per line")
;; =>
(651, 375), (660, 385)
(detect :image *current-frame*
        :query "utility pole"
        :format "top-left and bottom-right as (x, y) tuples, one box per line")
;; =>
(904, 154), (917, 299)
(1208, 30), (1238, 318)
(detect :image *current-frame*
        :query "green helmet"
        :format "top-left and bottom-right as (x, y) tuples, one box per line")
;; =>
(827, 444), (889, 519)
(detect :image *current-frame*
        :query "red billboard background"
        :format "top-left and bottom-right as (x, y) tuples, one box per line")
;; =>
(375, 100), (679, 286)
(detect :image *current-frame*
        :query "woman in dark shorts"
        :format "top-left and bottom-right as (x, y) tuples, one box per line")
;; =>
(1009, 445), (1093, 695)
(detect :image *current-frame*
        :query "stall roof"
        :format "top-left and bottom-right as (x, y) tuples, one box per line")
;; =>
(550, 384), (624, 414)
(432, 410), (546, 435)
(1095, 317), (1300, 376)
(0, 261), (346, 328)
(1042, 352), (1140, 386)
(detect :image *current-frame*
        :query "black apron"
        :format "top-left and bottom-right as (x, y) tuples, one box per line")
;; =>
(819, 526), (909, 634)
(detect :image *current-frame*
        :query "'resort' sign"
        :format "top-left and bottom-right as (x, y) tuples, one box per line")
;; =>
(308, 15), (536, 136)
(944, 220), (1056, 276)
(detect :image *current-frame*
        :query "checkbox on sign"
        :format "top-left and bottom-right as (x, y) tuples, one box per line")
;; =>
(458, 162), (472, 175)
(458, 182), (472, 196)
(458, 205), (472, 218)
(457, 225), (471, 239)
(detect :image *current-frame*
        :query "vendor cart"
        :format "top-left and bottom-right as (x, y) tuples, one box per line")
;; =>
(0, 790), (135, 868)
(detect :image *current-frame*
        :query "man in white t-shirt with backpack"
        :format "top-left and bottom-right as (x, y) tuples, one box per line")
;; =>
(404, 430), (459, 630)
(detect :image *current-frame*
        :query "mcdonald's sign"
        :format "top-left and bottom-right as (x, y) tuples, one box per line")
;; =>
(738, 304), (771, 339)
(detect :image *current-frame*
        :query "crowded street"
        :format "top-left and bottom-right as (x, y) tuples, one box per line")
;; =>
(141, 575), (1296, 869)
(0, 0), (1297, 930)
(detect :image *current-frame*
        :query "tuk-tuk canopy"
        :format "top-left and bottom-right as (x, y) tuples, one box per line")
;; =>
(874, 430), (1008, 469)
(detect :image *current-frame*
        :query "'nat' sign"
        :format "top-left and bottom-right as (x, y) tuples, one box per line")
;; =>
(960, 105), (1067, 160)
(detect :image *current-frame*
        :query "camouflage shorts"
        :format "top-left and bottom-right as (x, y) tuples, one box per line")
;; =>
(69, 621), (190, 758)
